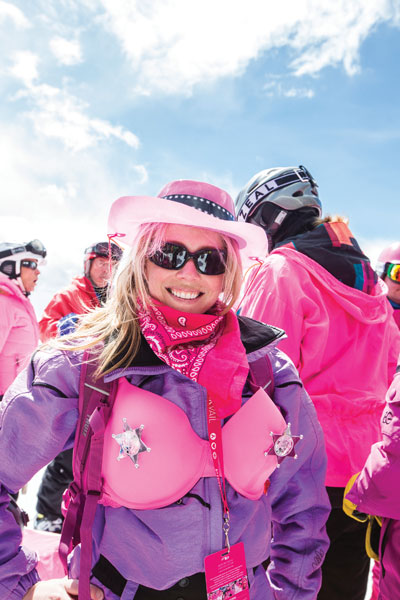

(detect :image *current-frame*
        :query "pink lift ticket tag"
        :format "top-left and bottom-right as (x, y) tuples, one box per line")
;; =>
(204, 542), (250, 600)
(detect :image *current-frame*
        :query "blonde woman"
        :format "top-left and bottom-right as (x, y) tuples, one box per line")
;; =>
(0, 180), (329, 600)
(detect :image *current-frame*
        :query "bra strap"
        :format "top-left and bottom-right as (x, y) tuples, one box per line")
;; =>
(59, 351), (117, 600)
(249, 354), (274, 397)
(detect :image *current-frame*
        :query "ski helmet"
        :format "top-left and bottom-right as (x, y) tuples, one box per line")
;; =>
(235, 165), (321, 238)
(83, 241), (123, 277)
(0, 239), (47, 279)
(376, 242), (400, 279)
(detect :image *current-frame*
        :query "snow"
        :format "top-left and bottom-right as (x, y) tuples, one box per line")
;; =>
(18, 467), (45, 528)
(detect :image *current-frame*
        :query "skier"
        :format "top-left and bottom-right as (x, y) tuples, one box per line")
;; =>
(344, 365), (400, 600)
(34, 241), (123, 532)
(235, 165), (400, 600)
(376, 242), (400, 329)
(39, 241), (123, 341)
(0, 180), (329, 599)
(0, 239), (46, 400)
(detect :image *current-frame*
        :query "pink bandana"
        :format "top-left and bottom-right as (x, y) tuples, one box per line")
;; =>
(138, 300), (249, 418)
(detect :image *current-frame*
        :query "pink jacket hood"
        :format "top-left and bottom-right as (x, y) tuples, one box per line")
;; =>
(0, 272), (25, 299)
(273, 247), (389, 325)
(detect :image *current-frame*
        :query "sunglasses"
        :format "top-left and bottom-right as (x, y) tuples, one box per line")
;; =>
(21, 260), (39, 270)
(387, 263), (400, 283)
(149, 243), (227, 276)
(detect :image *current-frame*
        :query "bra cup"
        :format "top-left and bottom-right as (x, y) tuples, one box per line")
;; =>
(101, 378), (208, 510)
(222, 387), (286, 500)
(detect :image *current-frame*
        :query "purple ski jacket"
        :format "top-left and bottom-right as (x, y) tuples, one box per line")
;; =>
(0, 316), (330, 599)
(346, 369), (400, 600)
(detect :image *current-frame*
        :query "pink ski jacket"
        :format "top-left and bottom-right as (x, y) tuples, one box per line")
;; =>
(392, 304), (400, 330)
(0, 274), (39, 396)
(239, 247), (400, 486)
(346, 370), (400, 600)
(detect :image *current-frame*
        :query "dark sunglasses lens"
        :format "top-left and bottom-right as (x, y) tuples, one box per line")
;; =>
(174, 248), (187, 268)
(196, 250), (226, 275)
(151, 244), (183, 270)
(21, 260), (38, 269)
(150, 244), (226, 275)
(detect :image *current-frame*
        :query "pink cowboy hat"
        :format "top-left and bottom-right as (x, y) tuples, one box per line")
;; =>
(107, 179), (267, 259)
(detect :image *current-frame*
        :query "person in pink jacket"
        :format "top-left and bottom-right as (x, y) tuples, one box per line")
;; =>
(0, 240), (46, 399)
(376, 242), (400, 330)
(235, 165), (400, 600)
(344, 365), (400, 600)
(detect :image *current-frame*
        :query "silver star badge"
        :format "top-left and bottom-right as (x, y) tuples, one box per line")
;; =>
(112, 418), (151, 468)
(264, 423), (303, 467)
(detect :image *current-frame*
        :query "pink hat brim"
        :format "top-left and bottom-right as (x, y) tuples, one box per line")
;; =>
(107, 195), (267, 259)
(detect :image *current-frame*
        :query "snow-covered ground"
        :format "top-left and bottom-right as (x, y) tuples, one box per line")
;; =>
(17, 469), (373, 597)
(18, 467), (45, 529)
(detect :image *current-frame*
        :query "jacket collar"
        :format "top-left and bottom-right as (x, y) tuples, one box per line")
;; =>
(117, 315), (284, 369)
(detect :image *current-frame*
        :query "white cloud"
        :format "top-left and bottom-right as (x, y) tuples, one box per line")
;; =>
(0, 119), (137, 316)
(284, 88), (314, 99)
(8, 68), (140, 152)
(98, 0), (399, 95)
(9, 51), (38, 85)
(289, 0), (389, 77)
(264, 80), (315, 99)
(0, 1), (29, 28)
(132, 164), (149, 184)
(50, 36), (83, 66)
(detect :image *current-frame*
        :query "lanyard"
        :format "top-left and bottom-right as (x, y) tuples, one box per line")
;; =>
(207, 395), (231, 551)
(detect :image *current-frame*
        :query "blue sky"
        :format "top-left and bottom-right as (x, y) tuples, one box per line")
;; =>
(0, 0), (399, 316)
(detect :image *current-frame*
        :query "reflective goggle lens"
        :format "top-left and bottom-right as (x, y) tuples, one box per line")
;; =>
(85, 242), (123, 261)
(387, 263), (400, 282)
(26, 239), (47, 258)
(149, 243), (227, 275)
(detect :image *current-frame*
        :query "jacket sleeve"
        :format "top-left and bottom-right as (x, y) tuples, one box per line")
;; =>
(346, 371), (400, 520)
(0, 349), (80, 598)
(0, 294), (13, 355)
(239, 255), (315, 369)
(39, 291), (76, 342)
(266, 349), (330, 599)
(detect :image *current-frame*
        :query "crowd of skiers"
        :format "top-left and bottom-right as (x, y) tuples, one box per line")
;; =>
(0, 165), (399, 600)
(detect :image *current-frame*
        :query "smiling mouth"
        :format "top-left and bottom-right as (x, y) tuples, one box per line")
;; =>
(168, 288), (203, 300)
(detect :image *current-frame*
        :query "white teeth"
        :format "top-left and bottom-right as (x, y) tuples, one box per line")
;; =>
(170, 289), (200, 300)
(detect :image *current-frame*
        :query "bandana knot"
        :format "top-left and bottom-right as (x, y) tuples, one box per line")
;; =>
(137, 300), (249, 418)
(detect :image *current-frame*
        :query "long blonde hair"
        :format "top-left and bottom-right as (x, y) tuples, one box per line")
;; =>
(314, 214), (349, 226)
(52, 223), (243, 377)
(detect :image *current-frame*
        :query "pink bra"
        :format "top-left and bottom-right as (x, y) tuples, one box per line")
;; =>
(100, 378), (288, 510)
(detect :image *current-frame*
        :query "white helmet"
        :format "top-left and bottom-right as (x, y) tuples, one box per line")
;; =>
(376, 242), (400, 279)
(0, 239), (47, 279)
(235, 165), (321, 225)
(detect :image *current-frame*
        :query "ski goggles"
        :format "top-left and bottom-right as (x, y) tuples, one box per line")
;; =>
(386, 263), (400, 283)
(21, 259), (39, 270)
(25, 239), (47, 258)
(85, 242), (123, 261)
(149, 243), (227, 276)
